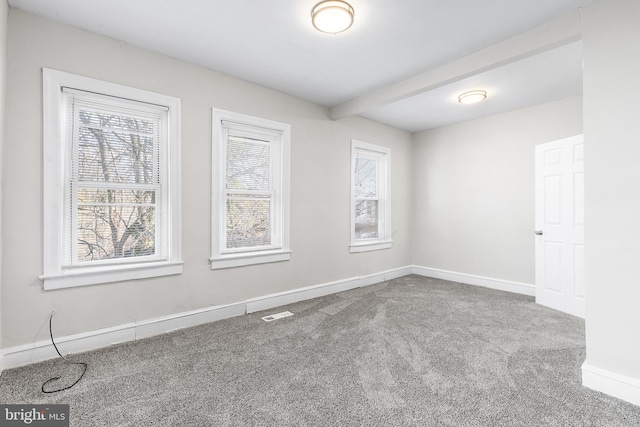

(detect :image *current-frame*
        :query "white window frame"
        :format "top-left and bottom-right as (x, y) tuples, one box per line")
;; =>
(210, 109), (291, 269)
(41, 68), (182, 290)
(350, 139), (392, 253)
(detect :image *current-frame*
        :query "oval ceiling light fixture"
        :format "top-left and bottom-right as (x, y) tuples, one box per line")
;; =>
(311, 0), (355, 34)
(458, 90), (487, 104)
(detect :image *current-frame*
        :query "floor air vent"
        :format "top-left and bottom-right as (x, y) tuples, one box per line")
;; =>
(261, 311), (294, 322)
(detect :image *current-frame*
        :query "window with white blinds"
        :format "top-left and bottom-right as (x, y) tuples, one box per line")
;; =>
(211, 110), (291, 269)
(350, 140), (392, 253)
(65, 89), (167, 264)
(42, 69), (182, 290)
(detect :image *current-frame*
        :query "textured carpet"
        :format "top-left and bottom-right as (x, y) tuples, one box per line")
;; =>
(1, 275), (639, 426)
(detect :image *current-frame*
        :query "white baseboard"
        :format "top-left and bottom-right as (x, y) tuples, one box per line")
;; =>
(582, 362), (640, 407)
(1, 266), (412, 370)
(1, 302), (246, 371)
(245, 266), (413, 313)
(2, 323), (138, 371)
(411, 266), (535, 296)
(134, 303), (246, 340)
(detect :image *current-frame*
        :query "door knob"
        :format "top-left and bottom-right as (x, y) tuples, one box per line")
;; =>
(535, 230), (543, 236)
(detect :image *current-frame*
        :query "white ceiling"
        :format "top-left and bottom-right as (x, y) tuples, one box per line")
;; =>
(8, 0), (592, 133)
(361, 41), (584, 132)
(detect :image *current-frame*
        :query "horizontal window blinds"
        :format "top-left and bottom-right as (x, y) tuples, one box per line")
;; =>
(222, 122), (276, 250)
(63, 88), (168, 264)
(354, 150), (381, 240)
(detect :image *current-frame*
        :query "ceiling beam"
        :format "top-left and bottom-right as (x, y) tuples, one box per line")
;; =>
(329, 10), (582, 120)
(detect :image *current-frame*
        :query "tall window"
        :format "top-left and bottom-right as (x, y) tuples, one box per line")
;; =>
(42, 69), (182, 289)
(350, 140), (392, 253)
(211, 109), (291, 269)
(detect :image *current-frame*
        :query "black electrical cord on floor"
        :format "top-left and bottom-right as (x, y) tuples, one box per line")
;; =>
(41, 312), (88, 393)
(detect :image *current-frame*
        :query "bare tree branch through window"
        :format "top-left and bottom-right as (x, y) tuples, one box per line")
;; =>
(75, 108), (157, 261)
(225, 136), (271, 249)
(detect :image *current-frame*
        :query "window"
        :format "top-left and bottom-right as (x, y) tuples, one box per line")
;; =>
(211, 109), (291, 269)
(42, 69), (182, 289)
(350, 140), (392, 253)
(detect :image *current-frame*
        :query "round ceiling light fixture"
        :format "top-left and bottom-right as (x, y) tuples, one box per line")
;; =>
(458, 90), (487, 104)
(311, 0), (355, 34)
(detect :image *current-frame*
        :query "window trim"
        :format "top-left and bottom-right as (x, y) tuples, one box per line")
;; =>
(41, 68), (182, 290)
(350, 139), (392, 253)
(210, 109), (291, 269)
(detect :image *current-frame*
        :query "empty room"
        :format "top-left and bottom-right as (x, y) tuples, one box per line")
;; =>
(0, 0), (639, 425)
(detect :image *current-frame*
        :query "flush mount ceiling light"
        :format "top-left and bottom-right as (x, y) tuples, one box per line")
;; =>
(311, 0), (355, 34)
(458, 90), (487, 104)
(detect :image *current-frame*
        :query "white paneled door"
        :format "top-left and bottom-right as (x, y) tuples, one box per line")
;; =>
(535, 135), (585, 318)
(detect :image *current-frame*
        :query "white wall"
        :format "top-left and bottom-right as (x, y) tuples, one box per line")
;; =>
(0, 0), (7, 358)
(1, 9), (413, 348)
(412, 97), (583, 284)
(581, 0), (640, 402)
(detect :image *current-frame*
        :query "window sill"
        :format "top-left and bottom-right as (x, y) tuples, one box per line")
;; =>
(40, 261), (184, 290)
(210, 250), (291, 270)
(349, 240), (393, 253)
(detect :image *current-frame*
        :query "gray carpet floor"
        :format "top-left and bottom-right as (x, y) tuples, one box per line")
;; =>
(1, 275), (639, 426)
